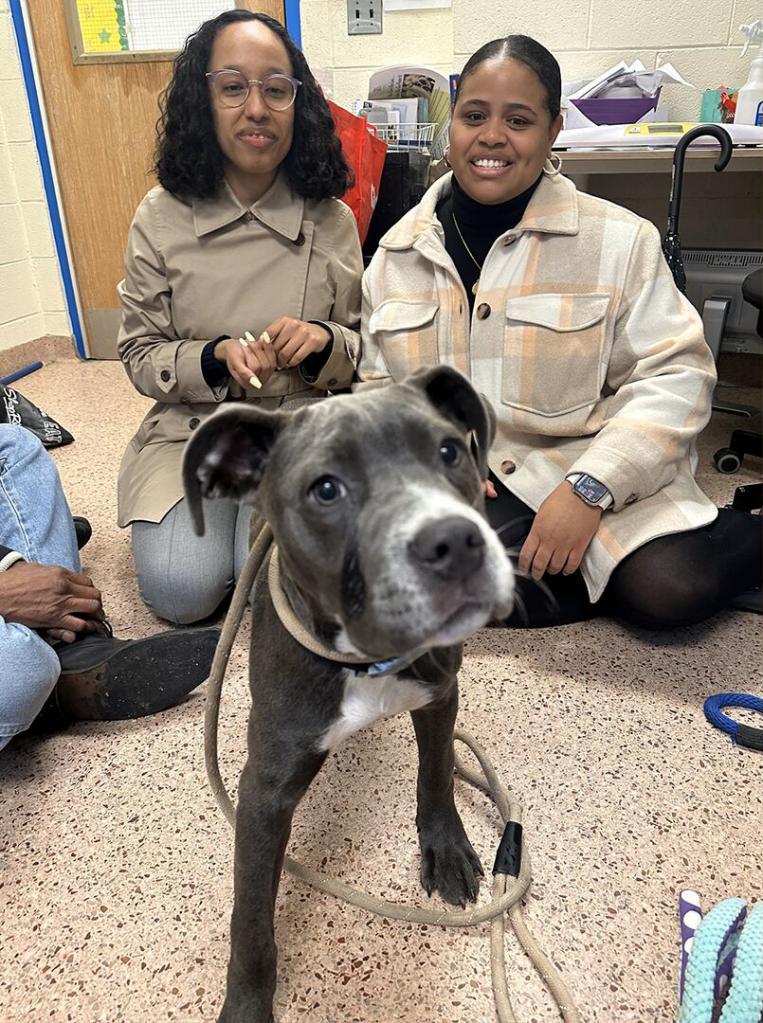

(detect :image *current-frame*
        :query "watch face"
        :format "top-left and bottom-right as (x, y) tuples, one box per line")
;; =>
(574, 474), (608, 504)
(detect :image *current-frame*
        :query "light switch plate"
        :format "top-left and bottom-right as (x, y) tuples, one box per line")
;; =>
(347, 1), (382, 34)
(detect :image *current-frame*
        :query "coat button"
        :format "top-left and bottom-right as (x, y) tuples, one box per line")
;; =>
(500, 459), (516, 475)
(294, 231), (306, 246)
(244, 211), (255, 222)
(189, 417), (200, 430)
(476, 303), (491, 320)
(327, 378), (338, 387)
(160, 369), (171, 382)
(504, 236), (516, 246)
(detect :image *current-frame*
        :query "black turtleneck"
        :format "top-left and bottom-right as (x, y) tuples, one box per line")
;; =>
(436, 174), (541, 312)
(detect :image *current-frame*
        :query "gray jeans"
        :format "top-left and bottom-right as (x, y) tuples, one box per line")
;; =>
(131, 498), (254, 625)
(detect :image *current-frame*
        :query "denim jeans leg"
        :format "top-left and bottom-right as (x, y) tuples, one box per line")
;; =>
(0, 424), (80, 570)
(0, 621), (61, 749)
(0, 425), (81, 747)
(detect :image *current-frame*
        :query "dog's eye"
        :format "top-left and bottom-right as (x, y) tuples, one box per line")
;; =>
(439, 440), (461, 466)
(310, 476), (346, 504)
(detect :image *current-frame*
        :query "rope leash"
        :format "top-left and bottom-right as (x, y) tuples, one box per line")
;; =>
(205, 524), (580, 1023)
(704, 694), (763, 752)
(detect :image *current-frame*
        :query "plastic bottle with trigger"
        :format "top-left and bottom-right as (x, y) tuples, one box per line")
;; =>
(734, 20), (763, 126)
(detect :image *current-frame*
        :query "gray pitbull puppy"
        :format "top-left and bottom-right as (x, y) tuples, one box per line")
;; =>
(183, 366), (514, 1023)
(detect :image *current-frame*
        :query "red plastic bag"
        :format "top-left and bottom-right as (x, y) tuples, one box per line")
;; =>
(330, 101), (387, 245)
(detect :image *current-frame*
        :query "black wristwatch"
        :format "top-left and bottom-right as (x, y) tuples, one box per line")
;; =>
(569, 473), (610, 508)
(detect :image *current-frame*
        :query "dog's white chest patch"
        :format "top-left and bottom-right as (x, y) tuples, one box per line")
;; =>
(318, 670), (433, 751)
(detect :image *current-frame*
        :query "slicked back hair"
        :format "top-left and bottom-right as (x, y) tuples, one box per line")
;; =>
(454, 35), (561, 121)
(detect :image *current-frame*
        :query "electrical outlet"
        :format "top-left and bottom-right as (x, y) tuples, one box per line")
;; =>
(347, 0), (382, 35)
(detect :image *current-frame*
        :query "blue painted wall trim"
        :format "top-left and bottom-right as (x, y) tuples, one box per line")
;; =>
(284, 0), (302, 47)
(9, 1), (86, 358)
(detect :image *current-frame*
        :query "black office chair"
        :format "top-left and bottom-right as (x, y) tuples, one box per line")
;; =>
(714, 267), (763, 477)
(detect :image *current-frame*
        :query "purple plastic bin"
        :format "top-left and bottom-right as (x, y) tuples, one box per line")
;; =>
(570, 95), (659, 125)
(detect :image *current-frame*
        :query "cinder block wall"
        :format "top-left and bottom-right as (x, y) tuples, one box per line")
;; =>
(0, 1), (759, 356)
(0, 0), (67, 355)
(301, 0), (760, 122)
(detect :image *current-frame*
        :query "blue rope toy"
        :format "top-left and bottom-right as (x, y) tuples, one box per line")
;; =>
(704, 694), (763, 752)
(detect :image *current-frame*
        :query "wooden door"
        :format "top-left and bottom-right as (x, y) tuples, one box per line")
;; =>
(26, 0), (285, 358)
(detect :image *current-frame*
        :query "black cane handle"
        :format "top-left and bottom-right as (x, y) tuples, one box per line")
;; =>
(668, 125), (733, 232)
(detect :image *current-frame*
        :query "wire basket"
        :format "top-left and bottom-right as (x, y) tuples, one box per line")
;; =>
(370, 121), (437, 151)
(431, 125), (449, 161)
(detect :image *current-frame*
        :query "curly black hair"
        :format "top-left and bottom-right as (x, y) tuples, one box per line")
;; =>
(155, 10), (350, 202)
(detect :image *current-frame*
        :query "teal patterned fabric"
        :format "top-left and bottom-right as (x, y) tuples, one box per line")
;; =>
(679, 899), (763, 1023)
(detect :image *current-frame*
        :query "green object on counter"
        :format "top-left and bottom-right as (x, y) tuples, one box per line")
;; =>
(700, 88), (738, 123)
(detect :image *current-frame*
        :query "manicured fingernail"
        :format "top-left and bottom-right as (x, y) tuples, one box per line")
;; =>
(259, 330), (272, 344)
(244, 331), (256, 344)
(249, 374), (262, 389)
(239, 337), (249, 349)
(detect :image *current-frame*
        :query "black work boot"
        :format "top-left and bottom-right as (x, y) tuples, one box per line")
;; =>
(73, 516), (92, 551)
(53, 627), (220, 721)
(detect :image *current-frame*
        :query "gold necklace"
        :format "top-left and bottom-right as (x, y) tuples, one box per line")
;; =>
(451, 211), (482, 296)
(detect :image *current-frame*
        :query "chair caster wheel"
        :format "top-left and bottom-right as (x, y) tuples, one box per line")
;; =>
(714, 447), (742, 474)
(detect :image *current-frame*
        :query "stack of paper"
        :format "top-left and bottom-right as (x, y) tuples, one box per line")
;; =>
(368, 65), (450, 155)
(568, 61), (694, 101)
(369, 98), (424, 142)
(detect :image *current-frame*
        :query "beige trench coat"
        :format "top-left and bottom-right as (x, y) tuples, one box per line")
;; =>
(359, 170), (719, 601)
(117, 173), (362, 526)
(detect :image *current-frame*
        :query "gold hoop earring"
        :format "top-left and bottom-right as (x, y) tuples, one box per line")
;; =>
(443, 146), (451, 167)
(543, 152), (562, 176)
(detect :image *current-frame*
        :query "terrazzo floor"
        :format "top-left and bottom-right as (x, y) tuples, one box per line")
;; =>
(1, 358), (761, 1023)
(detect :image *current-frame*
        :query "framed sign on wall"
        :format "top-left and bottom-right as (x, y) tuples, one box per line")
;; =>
(64, 0), (258, 64)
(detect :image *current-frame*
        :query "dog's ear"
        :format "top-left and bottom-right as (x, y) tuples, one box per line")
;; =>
(182, 405), (284, 536)
(403, 366), (496, 478)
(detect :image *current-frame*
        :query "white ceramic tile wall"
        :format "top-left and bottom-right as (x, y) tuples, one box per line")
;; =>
(302, 0), (758, 122)
(0, 8), (66, 354)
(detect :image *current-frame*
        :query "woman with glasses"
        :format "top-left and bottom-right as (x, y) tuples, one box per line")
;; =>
(117, 10), (362, 625)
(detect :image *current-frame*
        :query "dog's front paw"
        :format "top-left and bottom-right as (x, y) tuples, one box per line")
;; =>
(218, 995), (275, 1023)
(418, 815), (484, 907)
(216, 1006), (274, 1023)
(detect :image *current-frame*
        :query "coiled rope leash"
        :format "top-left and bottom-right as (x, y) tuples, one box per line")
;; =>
(205, 524), (580, 1023)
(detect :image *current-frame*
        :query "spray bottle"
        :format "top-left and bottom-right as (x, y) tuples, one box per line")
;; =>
(735, 20), (763, 125)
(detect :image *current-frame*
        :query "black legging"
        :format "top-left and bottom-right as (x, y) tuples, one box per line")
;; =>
(486, 475), (762, 629)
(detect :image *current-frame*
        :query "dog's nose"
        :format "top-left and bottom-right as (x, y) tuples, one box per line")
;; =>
(409, 516), (485, 581)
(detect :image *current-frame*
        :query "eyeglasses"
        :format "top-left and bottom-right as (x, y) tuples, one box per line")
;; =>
(206, 69), (302, 111)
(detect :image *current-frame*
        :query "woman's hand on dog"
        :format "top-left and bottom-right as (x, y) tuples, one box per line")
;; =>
(518, 481), (602, 580)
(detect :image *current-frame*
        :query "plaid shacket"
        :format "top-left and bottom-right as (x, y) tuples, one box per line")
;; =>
(358, 170), (718, 601)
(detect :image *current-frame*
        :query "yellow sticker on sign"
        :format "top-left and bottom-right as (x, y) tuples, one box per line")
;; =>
(624, 122), (698, 135)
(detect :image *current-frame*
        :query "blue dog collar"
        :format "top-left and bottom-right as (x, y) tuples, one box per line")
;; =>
(704, 693), (763, 751)
(366, 656), (413, 677)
